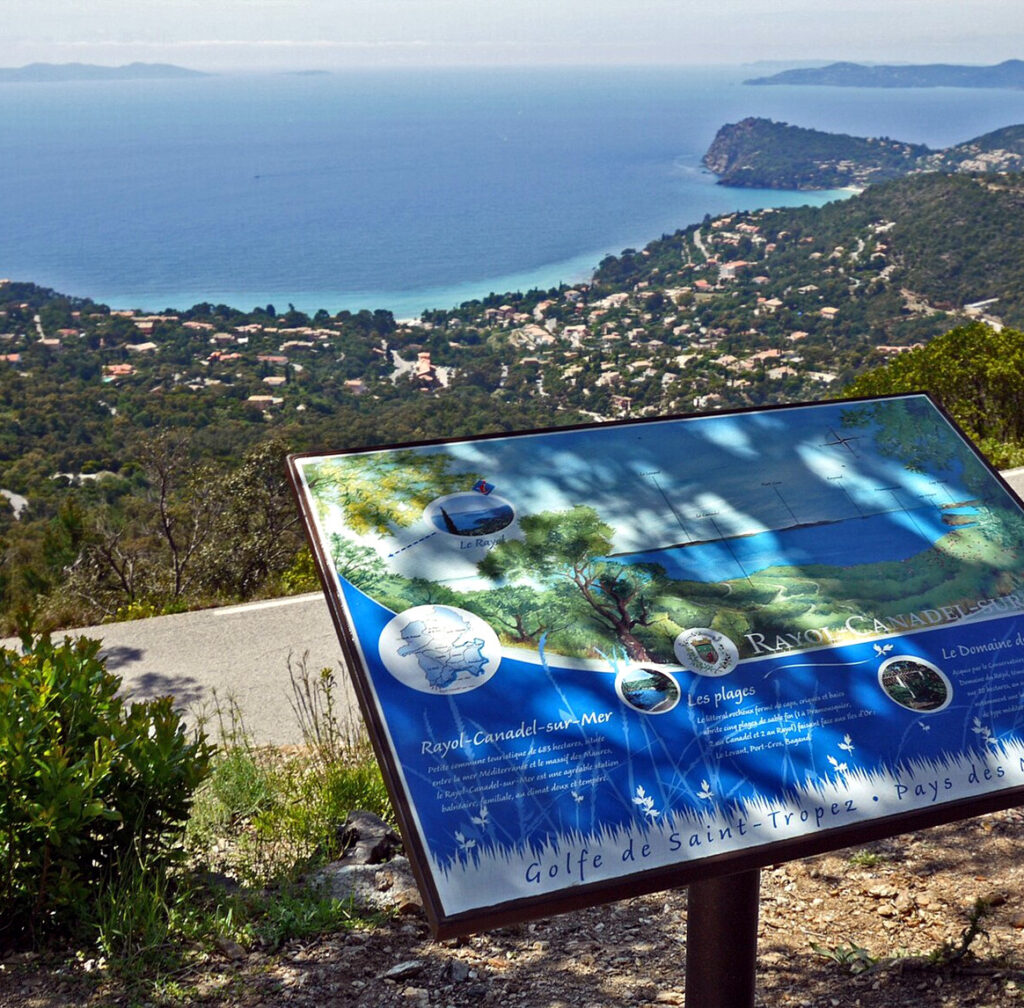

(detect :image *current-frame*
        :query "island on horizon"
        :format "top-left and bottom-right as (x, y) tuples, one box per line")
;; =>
(745, 59), (1024, 89)
(0, 62), (211, 83)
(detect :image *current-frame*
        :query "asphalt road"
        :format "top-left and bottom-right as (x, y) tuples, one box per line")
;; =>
(3, 592), (358, 747)
(5, 468), (1024, 749)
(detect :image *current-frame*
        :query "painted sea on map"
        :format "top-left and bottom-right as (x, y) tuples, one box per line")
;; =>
(291, 395), (1024, 933)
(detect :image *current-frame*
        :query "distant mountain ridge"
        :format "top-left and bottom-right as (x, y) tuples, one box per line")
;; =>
(703, 117), (1024, 189)
(745, 59), (1024, 89)
(0, 62), (209, 82)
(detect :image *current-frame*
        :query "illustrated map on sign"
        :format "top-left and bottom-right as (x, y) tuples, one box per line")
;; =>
(301, 396), (1024, 671)
(290, 395), (1024, 933)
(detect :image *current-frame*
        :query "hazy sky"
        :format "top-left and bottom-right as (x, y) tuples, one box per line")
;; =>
(6, 0), (1024, 71)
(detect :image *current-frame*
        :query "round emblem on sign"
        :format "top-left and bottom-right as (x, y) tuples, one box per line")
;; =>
(673, 628), (739, 678)
(614, 667), (681, 715)
(878, 655), (951, 713)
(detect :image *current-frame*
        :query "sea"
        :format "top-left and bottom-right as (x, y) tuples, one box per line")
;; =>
(2, 64), (1024, 319)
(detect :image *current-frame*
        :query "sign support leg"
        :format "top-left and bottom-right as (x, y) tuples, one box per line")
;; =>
(685, 869), (761, 1008)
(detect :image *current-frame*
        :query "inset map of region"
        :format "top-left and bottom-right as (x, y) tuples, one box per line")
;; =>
(379, 604), (501, 693)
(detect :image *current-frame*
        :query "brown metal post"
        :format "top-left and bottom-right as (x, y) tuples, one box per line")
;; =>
(685, 869), (761, 1008)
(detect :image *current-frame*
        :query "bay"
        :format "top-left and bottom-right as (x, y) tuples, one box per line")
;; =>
(1, 65), (1023, 317)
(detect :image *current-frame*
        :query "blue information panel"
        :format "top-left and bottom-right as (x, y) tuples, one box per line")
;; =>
(289, 394), (1024, 936)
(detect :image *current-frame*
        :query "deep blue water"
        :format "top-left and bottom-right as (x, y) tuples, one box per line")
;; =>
(2, 66), (1024, 317)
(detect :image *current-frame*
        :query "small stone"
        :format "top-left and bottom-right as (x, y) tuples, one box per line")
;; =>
(395, 886), (425, 914)
(866, 884), (898, 899)
(448, 960), (471, 982)
(214, 937), (246, 962)
(381, 960), (427, 981)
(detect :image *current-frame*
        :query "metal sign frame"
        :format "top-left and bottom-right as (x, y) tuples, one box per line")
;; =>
(288, 393), (1024, 937)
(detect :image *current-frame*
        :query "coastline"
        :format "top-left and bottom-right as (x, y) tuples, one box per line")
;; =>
(47, 184), (851, 318)
(5, 67), (1019, 319)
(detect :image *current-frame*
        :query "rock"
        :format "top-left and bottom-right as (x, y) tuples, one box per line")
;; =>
(215, 937), (247, 962)
(394, 886), (425, 915)
(380, 959), (427, 981)
(336, 810), (403, 864)
(866, 884), (899, 899)
(894, 892), (915, 913)
(312, 855), (419, 912)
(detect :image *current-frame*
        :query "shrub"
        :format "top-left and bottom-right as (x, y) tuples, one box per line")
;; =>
(0, 635), (213, 949)
(186, 660), (394, 887)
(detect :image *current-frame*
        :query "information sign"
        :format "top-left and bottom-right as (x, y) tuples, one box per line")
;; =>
(288, 394), (1024, 936)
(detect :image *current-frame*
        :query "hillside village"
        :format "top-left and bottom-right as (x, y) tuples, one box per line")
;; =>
(3, 167), (1024, 630)
(0, 177), (1008, 452)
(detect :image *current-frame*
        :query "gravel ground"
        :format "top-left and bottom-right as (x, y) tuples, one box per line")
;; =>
(5, 811), (1024, 1007)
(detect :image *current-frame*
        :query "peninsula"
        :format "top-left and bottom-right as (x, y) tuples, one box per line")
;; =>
(0, 62), (209, 82)
(702, 117), (1024, 189)
(745, 59), (1024, 89)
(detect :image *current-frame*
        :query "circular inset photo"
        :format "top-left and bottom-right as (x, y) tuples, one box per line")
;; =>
(424, 492), (515, 538)
(878, 655), (952, 713)
(615, 667), (681, 715)
(379, 605), (501, 694)
(674, 628), (739, 678)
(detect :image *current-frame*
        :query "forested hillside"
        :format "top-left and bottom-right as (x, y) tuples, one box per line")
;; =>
(4, 168), (1024, 631)
(702, 117), (1024, 189)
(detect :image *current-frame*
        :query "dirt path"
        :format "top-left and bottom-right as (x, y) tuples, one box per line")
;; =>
(5, 809), (1024, 1007)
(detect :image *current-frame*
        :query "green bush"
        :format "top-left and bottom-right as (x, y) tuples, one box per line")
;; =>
(0, 635), (213, 949)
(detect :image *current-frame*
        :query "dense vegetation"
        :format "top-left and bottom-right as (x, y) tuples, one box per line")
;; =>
(702, 117), (930, 189)
(845, 321), (1024, 465)
(1, 635), (212, 949)
(0, 634), (392, 988)
(5, 166), (1024, 632)
(702, 118), (1024, 189)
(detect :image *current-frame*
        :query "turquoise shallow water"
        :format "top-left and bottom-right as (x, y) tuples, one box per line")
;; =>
(2, 65), (1023, 316)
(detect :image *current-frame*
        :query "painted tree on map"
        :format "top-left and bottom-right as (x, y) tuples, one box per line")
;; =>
(470, 582), (580, 646)
(477, 505), (668, 661)
(307, 450), (482, 536)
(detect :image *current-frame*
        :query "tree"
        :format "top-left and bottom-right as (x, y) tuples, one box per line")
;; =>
(471, 584), (561, 645)
(844, 322), (1024, 467)
(195, 438), (305, 598)
(478, 506), (665, 661)
(59, 433), (219, 618)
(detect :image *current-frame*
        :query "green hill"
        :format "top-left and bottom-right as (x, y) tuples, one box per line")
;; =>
(703, 118), (1024, 189)
(6, 169), (1024, 631)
